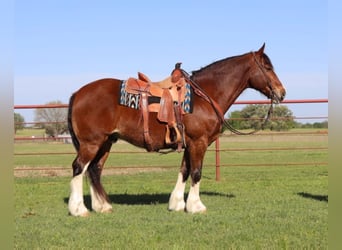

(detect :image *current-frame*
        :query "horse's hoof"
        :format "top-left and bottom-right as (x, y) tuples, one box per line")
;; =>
(69, 211), (91, 217)
(102, 208), (113, 214)
(185, 200), (207, 214)
(168, 203), (186, 212)
(79, 211), (91, 217)
(68, 207), (90, 217)
(186, 207), (207, 214)
(168, 198), (185, 212)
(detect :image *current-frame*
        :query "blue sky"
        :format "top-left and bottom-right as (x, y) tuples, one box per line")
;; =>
(14, 1), (328, 122)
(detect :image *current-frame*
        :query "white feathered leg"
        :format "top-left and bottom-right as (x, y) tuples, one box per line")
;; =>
(168, 172), (186, 211)
(186, 181), (206, 213)
(90, 185), (113, 213)
(68, 162), (90, 217)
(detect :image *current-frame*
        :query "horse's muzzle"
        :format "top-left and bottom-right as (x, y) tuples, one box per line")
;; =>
(272, 88), (286, 104)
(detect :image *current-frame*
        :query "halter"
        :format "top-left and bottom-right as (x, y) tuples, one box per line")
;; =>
(181, 53), (275, 135)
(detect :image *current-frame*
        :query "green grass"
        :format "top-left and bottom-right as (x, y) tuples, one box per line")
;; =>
(16, 127), (45, 136)
(15, 166), (327, 249)
(14, 129), (328, 249)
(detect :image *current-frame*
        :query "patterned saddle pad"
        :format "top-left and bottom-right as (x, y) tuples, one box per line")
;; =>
(119, 81), (193, 114)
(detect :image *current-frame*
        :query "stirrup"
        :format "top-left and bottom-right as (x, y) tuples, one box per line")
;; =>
(165, 125), (171, 144)
(164, 124), (182, 145)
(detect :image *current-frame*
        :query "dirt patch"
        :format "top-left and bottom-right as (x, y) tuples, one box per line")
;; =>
(14, 166), (169, 178)
(14, 167), (71, 178)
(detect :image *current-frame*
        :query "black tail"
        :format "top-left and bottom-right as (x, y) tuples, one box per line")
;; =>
(68, 93), (80, 152)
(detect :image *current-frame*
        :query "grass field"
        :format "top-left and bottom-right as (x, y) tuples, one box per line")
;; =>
(14, 129), (328, 249)
(14, 129), (327, 169)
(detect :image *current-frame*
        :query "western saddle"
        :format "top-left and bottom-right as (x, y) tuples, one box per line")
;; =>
(125, 63), (188, 152)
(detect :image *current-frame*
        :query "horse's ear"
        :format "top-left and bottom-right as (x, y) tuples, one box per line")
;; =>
(257, 43), (266, 55)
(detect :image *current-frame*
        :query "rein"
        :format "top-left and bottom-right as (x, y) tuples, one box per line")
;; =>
(180, 53), (275, 135)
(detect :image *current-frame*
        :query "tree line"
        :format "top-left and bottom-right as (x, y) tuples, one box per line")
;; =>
(14, 101), (328, 136)
(226, 104), (327, 131)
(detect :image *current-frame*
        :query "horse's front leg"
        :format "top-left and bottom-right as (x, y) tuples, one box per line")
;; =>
(185, 141), (207, 213)
(168, 151), (190, 211)
(186, 177), (206, 213)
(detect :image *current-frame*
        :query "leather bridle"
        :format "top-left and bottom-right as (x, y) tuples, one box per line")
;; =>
(252, 52), (280, 104)
(180, 53), (275, 135)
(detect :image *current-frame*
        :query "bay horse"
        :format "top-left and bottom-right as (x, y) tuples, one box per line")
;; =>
(68, 44), (286, 216)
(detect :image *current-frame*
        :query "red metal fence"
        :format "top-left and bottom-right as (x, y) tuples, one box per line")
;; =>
(14, 99), (328, 110)
(14, 99), (328, 179)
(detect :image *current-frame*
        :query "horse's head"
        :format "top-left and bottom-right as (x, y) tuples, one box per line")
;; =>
(248, 44), (286, 103)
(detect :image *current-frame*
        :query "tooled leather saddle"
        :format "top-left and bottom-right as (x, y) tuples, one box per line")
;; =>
(121, 63), (191, 152)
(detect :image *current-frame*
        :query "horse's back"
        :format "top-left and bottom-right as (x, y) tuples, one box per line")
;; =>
(74, 78), (121, 99)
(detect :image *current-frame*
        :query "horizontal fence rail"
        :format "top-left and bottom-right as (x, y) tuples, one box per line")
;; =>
(14, 99), (328, 179)
(13, 146), (328, 156)
(13, 99), (328, 110)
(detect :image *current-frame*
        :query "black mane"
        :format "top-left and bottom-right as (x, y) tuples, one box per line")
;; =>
(191, 54), (243, 76)
(191, 52), (274, 77)
(262, 53), (274, 70)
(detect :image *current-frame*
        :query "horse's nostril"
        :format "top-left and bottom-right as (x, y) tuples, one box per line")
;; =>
(282, 90), (286, 101)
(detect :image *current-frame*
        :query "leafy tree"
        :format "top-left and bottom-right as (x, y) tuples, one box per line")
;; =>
(227, 104), (295, 131)
(226, 110), (243, 130)
(241, 104), (269, 130)
(313, 121), (328, 128)
(268, 105), (295, 131)
(300, 123), (313, 129)
(34, 100), (68, 137)
(14, 112), (25, 134)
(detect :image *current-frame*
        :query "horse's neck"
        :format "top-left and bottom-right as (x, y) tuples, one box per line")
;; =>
(194, 59), (251, 114)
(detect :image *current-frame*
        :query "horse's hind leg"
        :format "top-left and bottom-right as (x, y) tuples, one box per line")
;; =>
(68, 144), (100, 216)
(87, 139), (114, 214)
(68, 159), (91, 217)
(90, 152), (113, 213)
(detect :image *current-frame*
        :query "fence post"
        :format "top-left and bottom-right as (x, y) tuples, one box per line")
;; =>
(215, 138), (220, 181)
